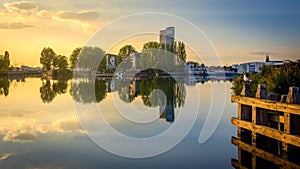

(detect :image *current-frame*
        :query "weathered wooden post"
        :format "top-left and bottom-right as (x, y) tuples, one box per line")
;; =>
(282, 86), (300, 159)
(268, 93), (277, 101)
(280, 94), (287, 103)
(256, 84), (268, 126)
(238, 84), (252, 167)
(240, 84), (252, 121)
(241, 83), (252, 97)
(286, 86), (300, 104)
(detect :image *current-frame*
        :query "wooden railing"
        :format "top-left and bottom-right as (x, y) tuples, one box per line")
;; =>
(231, 83), (300, 169)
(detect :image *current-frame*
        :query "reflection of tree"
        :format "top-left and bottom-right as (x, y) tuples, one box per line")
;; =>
(116, 75), (186, 108)
(140, 77), (185, 108)
(40, 80), (56, 103)
(95, 80), (107, 102)
(0, 76), (9, 96)
(116, 78), (135, 103)
(53, 80), (68, 94)
(71, 79), (107, 103)
(40, 80), (68, 103)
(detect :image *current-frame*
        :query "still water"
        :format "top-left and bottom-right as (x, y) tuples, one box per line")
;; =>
(0, 76), (238, 169)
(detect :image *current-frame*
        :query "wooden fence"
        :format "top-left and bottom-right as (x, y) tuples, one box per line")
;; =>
(231, 83), (300, 169)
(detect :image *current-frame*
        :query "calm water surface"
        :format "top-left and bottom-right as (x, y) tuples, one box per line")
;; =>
(0, 76), (237, 169)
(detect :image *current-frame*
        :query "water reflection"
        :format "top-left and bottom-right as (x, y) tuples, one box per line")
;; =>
(115, 75), (185, 122)
(40, 80), (68, 103)
(232, 126), (300, 168)
(0, 76), (9, 96)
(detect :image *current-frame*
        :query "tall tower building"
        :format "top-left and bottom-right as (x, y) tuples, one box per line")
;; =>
(159, 26), (175, 45)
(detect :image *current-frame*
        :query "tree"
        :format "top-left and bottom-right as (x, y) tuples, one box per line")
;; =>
(40, 47), (56, 70)
(70, 47), (82, 69)
(77, 46), (106, 71)
(175, 41), (186, 63)
(0, 51), (10, 71)
(53, 55), (68, 70)
(4, 51), (10, 67)
(118, 45), (135, 61)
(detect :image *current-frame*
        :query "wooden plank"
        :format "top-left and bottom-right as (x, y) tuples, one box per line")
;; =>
(231, 159), (248, 169)
(232, 137), (300, 169)
(231, 118), (300, 147)
(232, 95), (300, 116)
(252, 106), (257, 146)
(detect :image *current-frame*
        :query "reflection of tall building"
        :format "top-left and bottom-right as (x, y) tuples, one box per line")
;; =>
(159, 103), (175, 123)
(159, 26), (175, 45)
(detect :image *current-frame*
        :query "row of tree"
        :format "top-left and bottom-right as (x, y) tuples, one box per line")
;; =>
(40, 40), (187, 73)
(0, 51), (10, 71)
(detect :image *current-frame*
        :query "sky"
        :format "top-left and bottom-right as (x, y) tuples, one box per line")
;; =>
(0, 0), (299, 66)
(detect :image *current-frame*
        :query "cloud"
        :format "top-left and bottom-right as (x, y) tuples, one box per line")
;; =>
(0, 153), (13, 161)
(0, 1), (101, 32)
(53, 10), (100, 22)
(0, 116), (84, 143)
(3, 132), (38, 143)
(0, 22), (33, 29)
(249, 51), (273, 55)
(51, 10), (101, 32)
(3, 1), (39, 14)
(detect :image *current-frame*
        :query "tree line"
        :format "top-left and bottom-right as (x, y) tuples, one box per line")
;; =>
(40, 40), (187, 73)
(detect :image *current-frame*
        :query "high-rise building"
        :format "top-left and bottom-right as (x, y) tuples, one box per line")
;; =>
(159, 26), (175, 45)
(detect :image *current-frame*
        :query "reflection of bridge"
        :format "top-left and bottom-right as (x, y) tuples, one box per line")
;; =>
(231, 84), (300, 168)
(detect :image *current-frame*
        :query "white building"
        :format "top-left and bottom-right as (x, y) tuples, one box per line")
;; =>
(235, 55), (284, 74)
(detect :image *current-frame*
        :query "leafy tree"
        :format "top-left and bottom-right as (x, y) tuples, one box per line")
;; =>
(118, 45), (135, 61)
(77, 46), (106, 71)
(175, 41), (186, 63)
(70, 47), (82, 69)
(143, 41), (160, 49)
(53, 55), (68, 70)
(40, 47), (56, 70)
(0, 51), (10, 71)
(4, 51), (10, 67)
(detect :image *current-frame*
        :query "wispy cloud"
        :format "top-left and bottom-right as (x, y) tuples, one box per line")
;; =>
(53, 10), (100, 22)
(249, 51), (273, 55)
(3, 1), (39, 15)
(0, 153), (13, 161)
(0, 22), (33, 29)
(0, 1), (101, 32)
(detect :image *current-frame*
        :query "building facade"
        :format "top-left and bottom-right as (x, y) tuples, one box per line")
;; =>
(159, 26), (175, 45)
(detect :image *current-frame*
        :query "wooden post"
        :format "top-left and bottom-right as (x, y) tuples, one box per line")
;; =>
(280, 94), (287, 103)
(256, 84), (267, 99)
(256, 84), (268, 126)
(268, 93), (277, 101)
(286, 86), (300, 104)
(241, 83), (252, 97)
(282, 86), (299, 158)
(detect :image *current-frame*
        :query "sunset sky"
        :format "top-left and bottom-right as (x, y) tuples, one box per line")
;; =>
(0, 0), (299, 66)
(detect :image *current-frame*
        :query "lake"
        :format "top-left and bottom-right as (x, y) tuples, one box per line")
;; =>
(0, 76), (238, 169)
